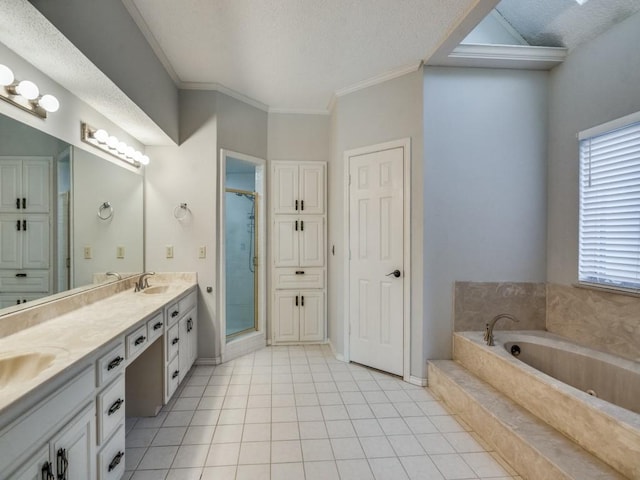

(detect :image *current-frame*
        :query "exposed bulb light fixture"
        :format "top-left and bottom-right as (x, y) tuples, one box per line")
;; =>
(0, 64), (60, 119)
(81, 122), (148, 168)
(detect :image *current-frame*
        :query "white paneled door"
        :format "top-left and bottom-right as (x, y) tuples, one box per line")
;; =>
(349, 146), (404, 376)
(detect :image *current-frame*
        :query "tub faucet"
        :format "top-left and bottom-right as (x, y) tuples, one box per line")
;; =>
(484, 313), (519, 346)
(134, 272), (155, 292)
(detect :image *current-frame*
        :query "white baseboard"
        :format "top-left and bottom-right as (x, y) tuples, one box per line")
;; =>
(195, 357), (222, 366)
(408, 375), (427, 387)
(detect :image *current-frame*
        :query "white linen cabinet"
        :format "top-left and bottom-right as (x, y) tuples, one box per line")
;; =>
(271, 161), (326, 344)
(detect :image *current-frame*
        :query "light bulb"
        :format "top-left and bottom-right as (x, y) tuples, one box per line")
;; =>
(93, 129), (108, 143)
(133, 151), (143, 162)
(116, 141), (127, 154)
(0, 64), (14, 86)
(38, 94), (59, 113)
(140, 155), (150, 166)
(16, 80), (39, 100)
(107, 136), (119, 149)
(125, 146), (135, 158)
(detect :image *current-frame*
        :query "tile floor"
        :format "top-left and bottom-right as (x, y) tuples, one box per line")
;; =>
(123, 345), (521, 480)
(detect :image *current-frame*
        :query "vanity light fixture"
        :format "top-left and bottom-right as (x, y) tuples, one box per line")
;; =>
(81, 122), (150, 168)
(0, 64), (60, 119)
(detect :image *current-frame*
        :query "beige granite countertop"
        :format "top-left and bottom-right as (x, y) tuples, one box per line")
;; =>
(0, 273), (197, 415)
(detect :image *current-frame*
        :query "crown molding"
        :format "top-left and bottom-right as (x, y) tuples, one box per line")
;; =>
(441, 43), (567, 70)
(269, 107), (330, 115)
(180, 82), (270, 112)
(334, 61), (423, 98)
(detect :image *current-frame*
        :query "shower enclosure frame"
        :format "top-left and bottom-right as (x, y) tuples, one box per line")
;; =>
(224, 187), (258, 339)
(218, 149), (267, 363)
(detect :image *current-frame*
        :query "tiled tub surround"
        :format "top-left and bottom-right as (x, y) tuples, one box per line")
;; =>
(547, 283), (640, 362)
(453, 282), (546, 332)
(0, 272), (197, 414)
(453, 331), (640, 479)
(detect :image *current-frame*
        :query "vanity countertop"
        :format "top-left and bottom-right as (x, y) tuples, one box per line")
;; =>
(0, 275), (197, 416)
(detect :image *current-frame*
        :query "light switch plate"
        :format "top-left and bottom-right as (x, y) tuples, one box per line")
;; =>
(166, 245), (174, 259)
(83, 246), (92, 259)
(199, 246), (206, 259)
(116, 246), (125, 259)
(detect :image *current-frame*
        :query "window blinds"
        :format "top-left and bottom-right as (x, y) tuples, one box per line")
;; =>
(579, 120), (640, 290)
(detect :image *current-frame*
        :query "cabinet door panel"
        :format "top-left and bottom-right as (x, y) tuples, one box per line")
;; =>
(299, 291), (324, 342)
(299, 164), (325, 214)
(23, 215), (50, 269)
(189, 308), (198, 367)
(0, 216), (22, 269)
(22, 160), (50, 213)
(273, 163), (299, 214)
(274, 291), (299, 342)
(6, 446), (49, 480)
(273, 216), (299, 267)
(178, 316), (190, 383)
(299, 217), (324, 267)
(0, 160), (21, 213)
(50, 405), (96, 480)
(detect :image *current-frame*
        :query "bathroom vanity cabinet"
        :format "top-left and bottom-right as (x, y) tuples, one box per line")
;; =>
(0, 277), (198, 480)
(271, 161), (326, 344)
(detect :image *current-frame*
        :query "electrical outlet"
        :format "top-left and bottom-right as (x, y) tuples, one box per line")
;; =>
(116, 246), (125, 259)
(83, 246), (92, 259)
(199, 246), (206, 259)
(166, 245), (174, 259)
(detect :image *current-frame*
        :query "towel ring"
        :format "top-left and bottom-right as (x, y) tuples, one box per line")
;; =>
(98, 201), (113, 220)
(174, 203), (189, 220)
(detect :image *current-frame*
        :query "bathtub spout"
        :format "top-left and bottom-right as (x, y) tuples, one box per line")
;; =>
(484, 313), (519, 346)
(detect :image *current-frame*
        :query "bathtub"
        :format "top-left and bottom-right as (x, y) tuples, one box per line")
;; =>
(453, 330), (640, 479)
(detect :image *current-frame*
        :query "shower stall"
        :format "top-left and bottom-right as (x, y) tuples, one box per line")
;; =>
(224, 187), (258, 338)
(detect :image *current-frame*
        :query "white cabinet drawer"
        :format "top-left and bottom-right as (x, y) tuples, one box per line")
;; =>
(166, 355), (180, 400)
(273, 268), (324, 289)
(98, 425), (125, 480)
(97, 376), (125, 445)
(166, 323), (180, 361)
(166, 301), (180, 327)
(126, 324), (148, 361)
(179, 290), (197, 314)
(146, 311), (164, 343)
(0, 270), (49, 292)
(96, 342), (125, 387)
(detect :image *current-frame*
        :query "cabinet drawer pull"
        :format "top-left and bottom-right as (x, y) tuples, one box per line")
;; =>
(300, 220), (304, 231)
(153, 321), (163, 330)
(56, 448), (68, 480)
(15, 272), (27, 277)
(295, 220), (298, 231)
(22, 219), (26, 231)
(301, 199), (304, 211)
(295, 199), (299, 211)
(295, 270), (305, 275)
(108, 398), (124, 415)
(107, 356), (124, 371)
(16, 219), (20, 231)
(301, 295), (304, 307)
(16, 198), (20, 210)
(41, 461), (54, 480)
(172, 370), (179, 379)
(108, 451), (124, 472)
(134, 335), (146, 346)
(22, 197), (26, 209)
(172, 337), (179, 345)
(171, 310), (179, 318)
(295, 295), (299, 306)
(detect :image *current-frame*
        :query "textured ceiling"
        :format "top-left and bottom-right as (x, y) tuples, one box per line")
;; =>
(496, 0), (640, 50)
(125, 0), (479, 112)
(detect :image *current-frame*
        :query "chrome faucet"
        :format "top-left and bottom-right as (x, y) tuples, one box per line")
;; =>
(106, 271), (121, 281)
(134, 272), (155, 292)
(484, 313), (519, 346)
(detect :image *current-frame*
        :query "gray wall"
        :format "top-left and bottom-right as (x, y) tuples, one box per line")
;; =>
(423, 66), (548, 360)
(29, 0), (179, 144)
(546, 11), (640, 285)
(328, 69), (425, 378)
(268, 113), (330, 162)
(146, 90), (267, 361)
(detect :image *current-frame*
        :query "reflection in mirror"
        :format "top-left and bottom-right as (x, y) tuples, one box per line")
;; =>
(0, 112), (144, 313)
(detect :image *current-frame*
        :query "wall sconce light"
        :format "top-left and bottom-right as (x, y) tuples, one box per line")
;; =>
(0, 64), (60, 119)
(81, 122), (150, 168)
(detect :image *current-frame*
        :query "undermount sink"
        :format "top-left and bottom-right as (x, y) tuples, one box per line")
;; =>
(140, 285), (170, 295)
(0, 352), (57, 388)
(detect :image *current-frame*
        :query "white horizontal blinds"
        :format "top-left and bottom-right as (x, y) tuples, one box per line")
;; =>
(579, 120), (640, 290)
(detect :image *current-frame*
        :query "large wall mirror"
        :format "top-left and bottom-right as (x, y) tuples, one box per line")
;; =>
(0, 112), (144, 313)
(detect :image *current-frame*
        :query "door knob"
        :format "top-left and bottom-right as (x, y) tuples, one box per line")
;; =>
(386, 269), (401, 278)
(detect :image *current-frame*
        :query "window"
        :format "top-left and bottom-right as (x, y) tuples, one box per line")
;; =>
(579, 112), (640, 291)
